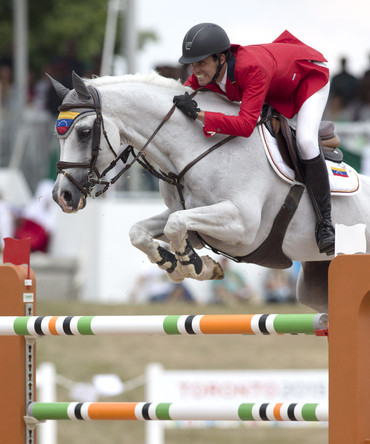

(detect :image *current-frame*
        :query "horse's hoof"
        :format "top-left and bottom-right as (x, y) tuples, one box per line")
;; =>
(201, 255), (224, 280)
(167, 270), (184, 283)
(211, 261), (224, 280)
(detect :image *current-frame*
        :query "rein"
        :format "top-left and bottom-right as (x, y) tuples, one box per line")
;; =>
(154, 134), (235, 208)
(57, 87), (235, 202)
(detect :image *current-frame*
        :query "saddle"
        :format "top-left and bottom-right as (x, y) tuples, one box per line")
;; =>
(261, 105), (343, 183)
(236, 106), (343, 269)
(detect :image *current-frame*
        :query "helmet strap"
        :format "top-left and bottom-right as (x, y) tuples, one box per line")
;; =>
(209, 54), (226, 84)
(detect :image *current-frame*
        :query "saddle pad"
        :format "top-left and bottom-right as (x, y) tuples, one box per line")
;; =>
(259, 124), (360, 196)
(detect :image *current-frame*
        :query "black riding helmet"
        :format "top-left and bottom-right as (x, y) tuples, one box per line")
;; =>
(178, 23), (231, 64)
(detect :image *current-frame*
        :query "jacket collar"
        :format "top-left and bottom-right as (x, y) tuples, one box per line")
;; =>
(227, 54), (236, 83)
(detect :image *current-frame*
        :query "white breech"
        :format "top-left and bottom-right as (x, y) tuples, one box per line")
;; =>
(295, 78), (330, 161)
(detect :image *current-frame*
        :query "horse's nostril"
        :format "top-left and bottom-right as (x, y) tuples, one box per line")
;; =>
(63, 190), (73, 204)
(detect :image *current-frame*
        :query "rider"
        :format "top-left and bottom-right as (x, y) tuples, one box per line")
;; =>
(173, 23), (335, 256)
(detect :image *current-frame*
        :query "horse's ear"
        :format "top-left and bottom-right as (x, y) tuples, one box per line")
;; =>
(46, 73), (70, 100)
(72, 71), (91, 100)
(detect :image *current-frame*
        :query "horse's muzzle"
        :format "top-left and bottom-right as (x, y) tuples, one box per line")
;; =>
(53, 182), (86, 213)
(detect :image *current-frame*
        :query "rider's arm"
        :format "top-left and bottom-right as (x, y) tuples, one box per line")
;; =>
(196, 111), (205, 123)
(200, 65), (271, 138)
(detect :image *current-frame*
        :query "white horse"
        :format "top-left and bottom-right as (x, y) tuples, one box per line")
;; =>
(50, 71), (370, 313)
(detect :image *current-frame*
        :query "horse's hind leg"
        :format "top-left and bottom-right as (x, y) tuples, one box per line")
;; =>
(296, 261), (330, 313)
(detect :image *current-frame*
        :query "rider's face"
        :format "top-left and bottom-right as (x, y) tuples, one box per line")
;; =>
(190, 56), (219, 86)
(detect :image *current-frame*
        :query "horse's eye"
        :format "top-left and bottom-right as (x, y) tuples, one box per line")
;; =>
(78, 127), (91, 139)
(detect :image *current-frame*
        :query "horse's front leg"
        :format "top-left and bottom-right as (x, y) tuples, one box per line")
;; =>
(173, 233), (224, 281)
(129, 209), (184, 282)
(164, 200), (249, 281)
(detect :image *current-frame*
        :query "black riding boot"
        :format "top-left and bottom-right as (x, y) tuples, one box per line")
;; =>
(300, 152), (335, 255)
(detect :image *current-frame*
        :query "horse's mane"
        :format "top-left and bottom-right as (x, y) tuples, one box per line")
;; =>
(85, 70), (239, 114)
(86, 71), (186, 92)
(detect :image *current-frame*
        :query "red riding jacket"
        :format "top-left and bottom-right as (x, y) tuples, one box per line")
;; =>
(184, 30), (329, 138)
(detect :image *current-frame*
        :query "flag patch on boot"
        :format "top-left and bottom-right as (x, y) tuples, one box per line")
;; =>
(331, 167), (348, 178)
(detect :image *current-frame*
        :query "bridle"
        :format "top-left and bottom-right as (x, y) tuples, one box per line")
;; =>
(56, 85), (189, 199)
(56, 86), (133, 198)
(56, 86), (235, 203)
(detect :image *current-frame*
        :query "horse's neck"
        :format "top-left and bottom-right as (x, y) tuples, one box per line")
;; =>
(99, 80), (266, 175)
(102, 82), (185, 172)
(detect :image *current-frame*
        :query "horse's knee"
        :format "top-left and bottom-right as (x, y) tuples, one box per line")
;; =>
(164, 212), (187, 250)
(130, 222), (159, 254)
(129, 223), (148, 249)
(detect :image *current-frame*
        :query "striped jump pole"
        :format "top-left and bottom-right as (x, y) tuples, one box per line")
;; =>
(3, 250), (370, 443)
(27, 401), (328, 422)
(0, 313), (328, 336)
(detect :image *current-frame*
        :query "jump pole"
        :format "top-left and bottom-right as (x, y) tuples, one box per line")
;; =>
(26, 401), (328, 422)
(328, 254), (370, 444)
(2, 246), (370, 441)
(0, 313), (328, 336)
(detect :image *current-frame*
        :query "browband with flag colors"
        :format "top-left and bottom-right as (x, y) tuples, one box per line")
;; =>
(27, 401), (328, 422)
(56, 110), (93, 136)
(56, 111), (80, 135)
(0, 313), (328, 336)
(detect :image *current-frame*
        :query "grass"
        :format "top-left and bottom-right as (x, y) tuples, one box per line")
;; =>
(36, 300), (328, 444)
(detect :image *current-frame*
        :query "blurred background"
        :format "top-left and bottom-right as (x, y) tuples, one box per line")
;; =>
(2, 1), (365, 442)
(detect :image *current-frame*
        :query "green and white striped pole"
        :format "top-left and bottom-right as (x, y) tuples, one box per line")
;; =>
(0, 313), (328, 336)
(27, 401), (328, 422)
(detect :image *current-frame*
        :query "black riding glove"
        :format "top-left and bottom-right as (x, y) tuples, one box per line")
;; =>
(173, 92), (200, 120)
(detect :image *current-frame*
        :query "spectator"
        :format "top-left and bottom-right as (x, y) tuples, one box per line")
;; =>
(263, 268), (296, 304)
(14, 179), (56, 253)
(210, 257), (253, 304)
(130, 263), (195, 304)
(0, 62), (15, 110)
(326, 56), (358, 121)
(355, 53), (370, 121)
